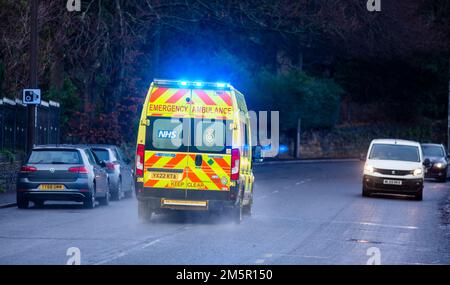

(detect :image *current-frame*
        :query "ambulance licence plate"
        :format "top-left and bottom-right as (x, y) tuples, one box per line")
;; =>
(39, 184), (65, 190)
(149, 172), (183, 181)
(383, 179), (402, 186)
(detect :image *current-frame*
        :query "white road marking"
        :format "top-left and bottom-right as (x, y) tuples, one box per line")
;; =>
(270, 253), (329, 259)
(253, 214), (420, 230)
(272, 191), (279, 194)
(254, 259), (265, 264)
(94, 238), (161, 265)
(356, 222), (418, 230)
(142, 239), (161, 249)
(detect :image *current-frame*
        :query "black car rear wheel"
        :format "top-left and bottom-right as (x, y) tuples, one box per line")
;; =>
(17, 196), (29, 209)
(83, 183), (96, 209)
(83, 194), (95, 209)
(111, 179), (123, 201)
(34, 200), (45, 208)
(124, 189), (133, 199)
(98, 190), (110, 206)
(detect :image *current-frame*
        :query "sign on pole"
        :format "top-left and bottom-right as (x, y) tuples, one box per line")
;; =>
(22, 89), (41, 105)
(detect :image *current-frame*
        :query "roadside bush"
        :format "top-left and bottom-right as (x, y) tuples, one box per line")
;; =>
(253, 70), (343, 132)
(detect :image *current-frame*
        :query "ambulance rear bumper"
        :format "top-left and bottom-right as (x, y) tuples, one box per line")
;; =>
(135, 182), (238, 211)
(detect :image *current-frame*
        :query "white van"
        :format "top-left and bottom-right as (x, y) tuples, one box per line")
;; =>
(362, 139), (430, 200)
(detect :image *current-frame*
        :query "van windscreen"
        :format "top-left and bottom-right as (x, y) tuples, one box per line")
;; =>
(369, 144), (420, 162)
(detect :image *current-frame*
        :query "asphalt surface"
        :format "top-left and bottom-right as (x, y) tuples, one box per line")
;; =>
(0, 161), (449, 265)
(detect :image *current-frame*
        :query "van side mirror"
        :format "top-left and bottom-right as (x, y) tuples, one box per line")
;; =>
(423, 158), (431, 168)
(359, 153), (366, 161)
(252, 146), (263, 163)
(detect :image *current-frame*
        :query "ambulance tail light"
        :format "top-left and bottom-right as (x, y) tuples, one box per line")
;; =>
(231, 148), (240, 181)
(136, 144), (145, 177)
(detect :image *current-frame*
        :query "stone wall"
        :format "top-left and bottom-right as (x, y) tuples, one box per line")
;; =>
(0, 155), (21, 193)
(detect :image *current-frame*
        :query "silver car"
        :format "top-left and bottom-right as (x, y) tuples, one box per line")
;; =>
(89, 145), (134, 200)
(16, 145), (110, 209)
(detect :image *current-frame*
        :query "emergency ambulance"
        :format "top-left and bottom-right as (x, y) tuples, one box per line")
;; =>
(134, 80), (262, 223)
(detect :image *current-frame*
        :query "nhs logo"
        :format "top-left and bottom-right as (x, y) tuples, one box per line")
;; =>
(158, 130), (177, 139)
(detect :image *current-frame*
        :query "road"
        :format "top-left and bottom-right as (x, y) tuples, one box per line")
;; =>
(0, 161), (449, 265)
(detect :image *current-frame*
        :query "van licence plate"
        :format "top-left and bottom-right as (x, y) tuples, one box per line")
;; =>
(39, 184), (65, 190)
(383, 179), (402, 186)
(149, 172), (183, 181)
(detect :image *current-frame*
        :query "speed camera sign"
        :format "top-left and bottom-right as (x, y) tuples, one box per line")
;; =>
(22, 89), (41, 105)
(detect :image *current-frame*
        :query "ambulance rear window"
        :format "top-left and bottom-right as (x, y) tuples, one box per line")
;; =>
(193, 120), (226, 153)
(152, 119), (184, 150)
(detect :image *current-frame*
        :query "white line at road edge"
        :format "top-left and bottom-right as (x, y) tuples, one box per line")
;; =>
(356, 222), (418, 230)
(253, 214), (419, 230)
(260, 159), (359, 165)
(142, 239), (161, 249)
(94, 239), (161, 265)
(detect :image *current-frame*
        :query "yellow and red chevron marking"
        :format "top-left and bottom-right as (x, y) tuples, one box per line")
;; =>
(144, 152), (188, 189)
(143, 151), (231, 191)
(191, 90), (232, 107)
(147, 87), (234, 119)
(184, 154), (231, 191)
(147, 87), (190, 118)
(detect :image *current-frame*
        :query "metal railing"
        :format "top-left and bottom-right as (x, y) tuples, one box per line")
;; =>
(0, 97), (60, 153)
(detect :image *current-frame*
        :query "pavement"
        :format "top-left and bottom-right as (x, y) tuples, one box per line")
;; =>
(0, 192), (15, 208)
(0, 161), (449, 265)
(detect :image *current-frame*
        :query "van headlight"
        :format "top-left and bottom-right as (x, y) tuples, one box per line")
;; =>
(435, 162), (445, 168)
(413, 168), (423, 176)
(364, 165), (374, 174)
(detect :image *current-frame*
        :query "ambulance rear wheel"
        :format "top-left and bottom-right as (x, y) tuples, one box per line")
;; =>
(232, 204), (243, 224)
(242, 204), (252, 216)
(138, 200), (153, 222)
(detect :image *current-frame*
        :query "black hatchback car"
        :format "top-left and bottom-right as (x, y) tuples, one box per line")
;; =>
(16, 145), (110, 209)
(421, 143), (449, 182)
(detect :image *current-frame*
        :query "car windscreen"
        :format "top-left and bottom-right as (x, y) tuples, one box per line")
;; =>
(369, 144), (420, 162)
(28, 149), (82, 164)
(91, 149), (110, 162)
(421, 145), (444, 158)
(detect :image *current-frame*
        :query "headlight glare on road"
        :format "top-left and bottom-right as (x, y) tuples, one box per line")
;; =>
(413, 168), (423, 176)
(364, 164), (374, 174)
